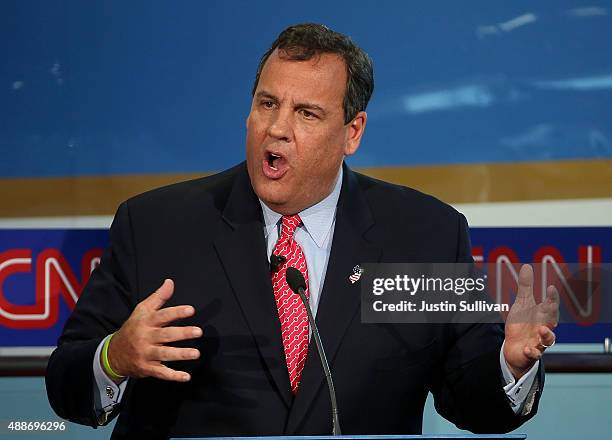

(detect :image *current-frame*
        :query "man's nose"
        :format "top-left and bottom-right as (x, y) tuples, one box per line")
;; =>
(267, 110), (293, 142)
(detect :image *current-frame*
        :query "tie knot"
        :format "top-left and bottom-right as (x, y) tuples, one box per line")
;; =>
(280, 215), (301, 238)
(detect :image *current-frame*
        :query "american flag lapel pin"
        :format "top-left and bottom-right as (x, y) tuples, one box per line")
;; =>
(349, 265), (364, 284)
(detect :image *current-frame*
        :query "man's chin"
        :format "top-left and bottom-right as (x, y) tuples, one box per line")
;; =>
(253, 184), (288, 208)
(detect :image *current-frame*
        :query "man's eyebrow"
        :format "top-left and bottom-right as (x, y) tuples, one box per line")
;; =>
(255, 91), (327, 116)
(255, 91), (278, 101)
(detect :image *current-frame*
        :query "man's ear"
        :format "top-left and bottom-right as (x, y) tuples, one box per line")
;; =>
(344, 111), (367, 156)
(246, 99), (256, 129)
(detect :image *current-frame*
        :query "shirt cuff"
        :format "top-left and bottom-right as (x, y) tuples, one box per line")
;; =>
(500, 341), (539, 414)
(93, 335), (128, 424)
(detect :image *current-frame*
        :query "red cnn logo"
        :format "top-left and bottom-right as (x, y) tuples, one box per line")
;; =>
(0, 248), (103, 329)
(473, 245), (602, 324)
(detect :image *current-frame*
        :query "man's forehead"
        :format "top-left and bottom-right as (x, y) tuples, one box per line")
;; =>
(257, 49), (347, 101)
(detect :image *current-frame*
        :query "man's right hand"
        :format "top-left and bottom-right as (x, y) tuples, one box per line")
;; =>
(104, 279), (202, 383)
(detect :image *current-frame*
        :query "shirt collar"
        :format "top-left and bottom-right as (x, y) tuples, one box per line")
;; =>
(259, 166), (343, 248)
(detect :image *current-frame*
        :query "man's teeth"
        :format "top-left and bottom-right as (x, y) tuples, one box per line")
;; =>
(269, 153), (281, 170)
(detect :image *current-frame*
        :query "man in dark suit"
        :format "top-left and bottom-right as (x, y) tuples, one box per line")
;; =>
(46, 23), (559, 439)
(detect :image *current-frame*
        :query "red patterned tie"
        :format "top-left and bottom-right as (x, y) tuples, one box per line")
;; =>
(271, 215), (310, 394)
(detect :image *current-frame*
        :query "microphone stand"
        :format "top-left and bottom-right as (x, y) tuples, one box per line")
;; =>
(294, 285), (341, 436)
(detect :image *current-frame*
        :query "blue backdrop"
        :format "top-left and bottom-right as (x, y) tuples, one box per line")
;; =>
(2, 0), (611, 177)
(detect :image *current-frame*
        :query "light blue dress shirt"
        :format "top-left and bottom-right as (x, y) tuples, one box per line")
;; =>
(259, 167), (343, 317)
(93, 166), (539, 421)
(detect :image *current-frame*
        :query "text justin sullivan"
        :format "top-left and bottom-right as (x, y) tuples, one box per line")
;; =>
(373, 300), (509, 312)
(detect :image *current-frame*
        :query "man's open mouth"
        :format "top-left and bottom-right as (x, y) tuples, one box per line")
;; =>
(262, 151), (289, 179)
(267, 152), (282, 170)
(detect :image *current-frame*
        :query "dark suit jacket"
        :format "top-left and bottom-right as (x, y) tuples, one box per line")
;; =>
(46, 162), (543, 439)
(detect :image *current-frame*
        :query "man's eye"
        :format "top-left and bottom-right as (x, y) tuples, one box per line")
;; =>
(300, 109), (317, 119)
(262, 101), (275, 109)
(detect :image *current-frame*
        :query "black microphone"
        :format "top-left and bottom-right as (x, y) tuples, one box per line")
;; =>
(286, 267), (341, 436)
(270, 254), (286, 273)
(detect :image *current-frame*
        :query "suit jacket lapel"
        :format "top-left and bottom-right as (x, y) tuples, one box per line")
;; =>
(212, 164), (293, 407)
(286, 164), (382, 433)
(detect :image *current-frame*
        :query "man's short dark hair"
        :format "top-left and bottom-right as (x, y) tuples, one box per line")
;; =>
(252, 23), (374, 124)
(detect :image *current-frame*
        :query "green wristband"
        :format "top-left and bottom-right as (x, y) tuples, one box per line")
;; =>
(102, 332), (126, 382)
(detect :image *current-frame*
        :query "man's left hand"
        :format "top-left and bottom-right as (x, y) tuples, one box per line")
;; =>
(504, 264), (560, 379)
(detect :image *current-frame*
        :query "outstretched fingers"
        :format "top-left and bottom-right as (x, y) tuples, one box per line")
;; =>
(147, 364), (192, 382)
(149, 345), (200, 362)
(140, 279), (175, 311)
(538, 325), (556, 348)
(154, 326), (203, 344)
(543, 285), (560, 328)
(515, 264), (536, 306)
(151, 305), (195, 327)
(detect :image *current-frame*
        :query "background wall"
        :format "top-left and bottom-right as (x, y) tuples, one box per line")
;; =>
(1, 1), (611, 439)
(2, 0), (612, 216)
